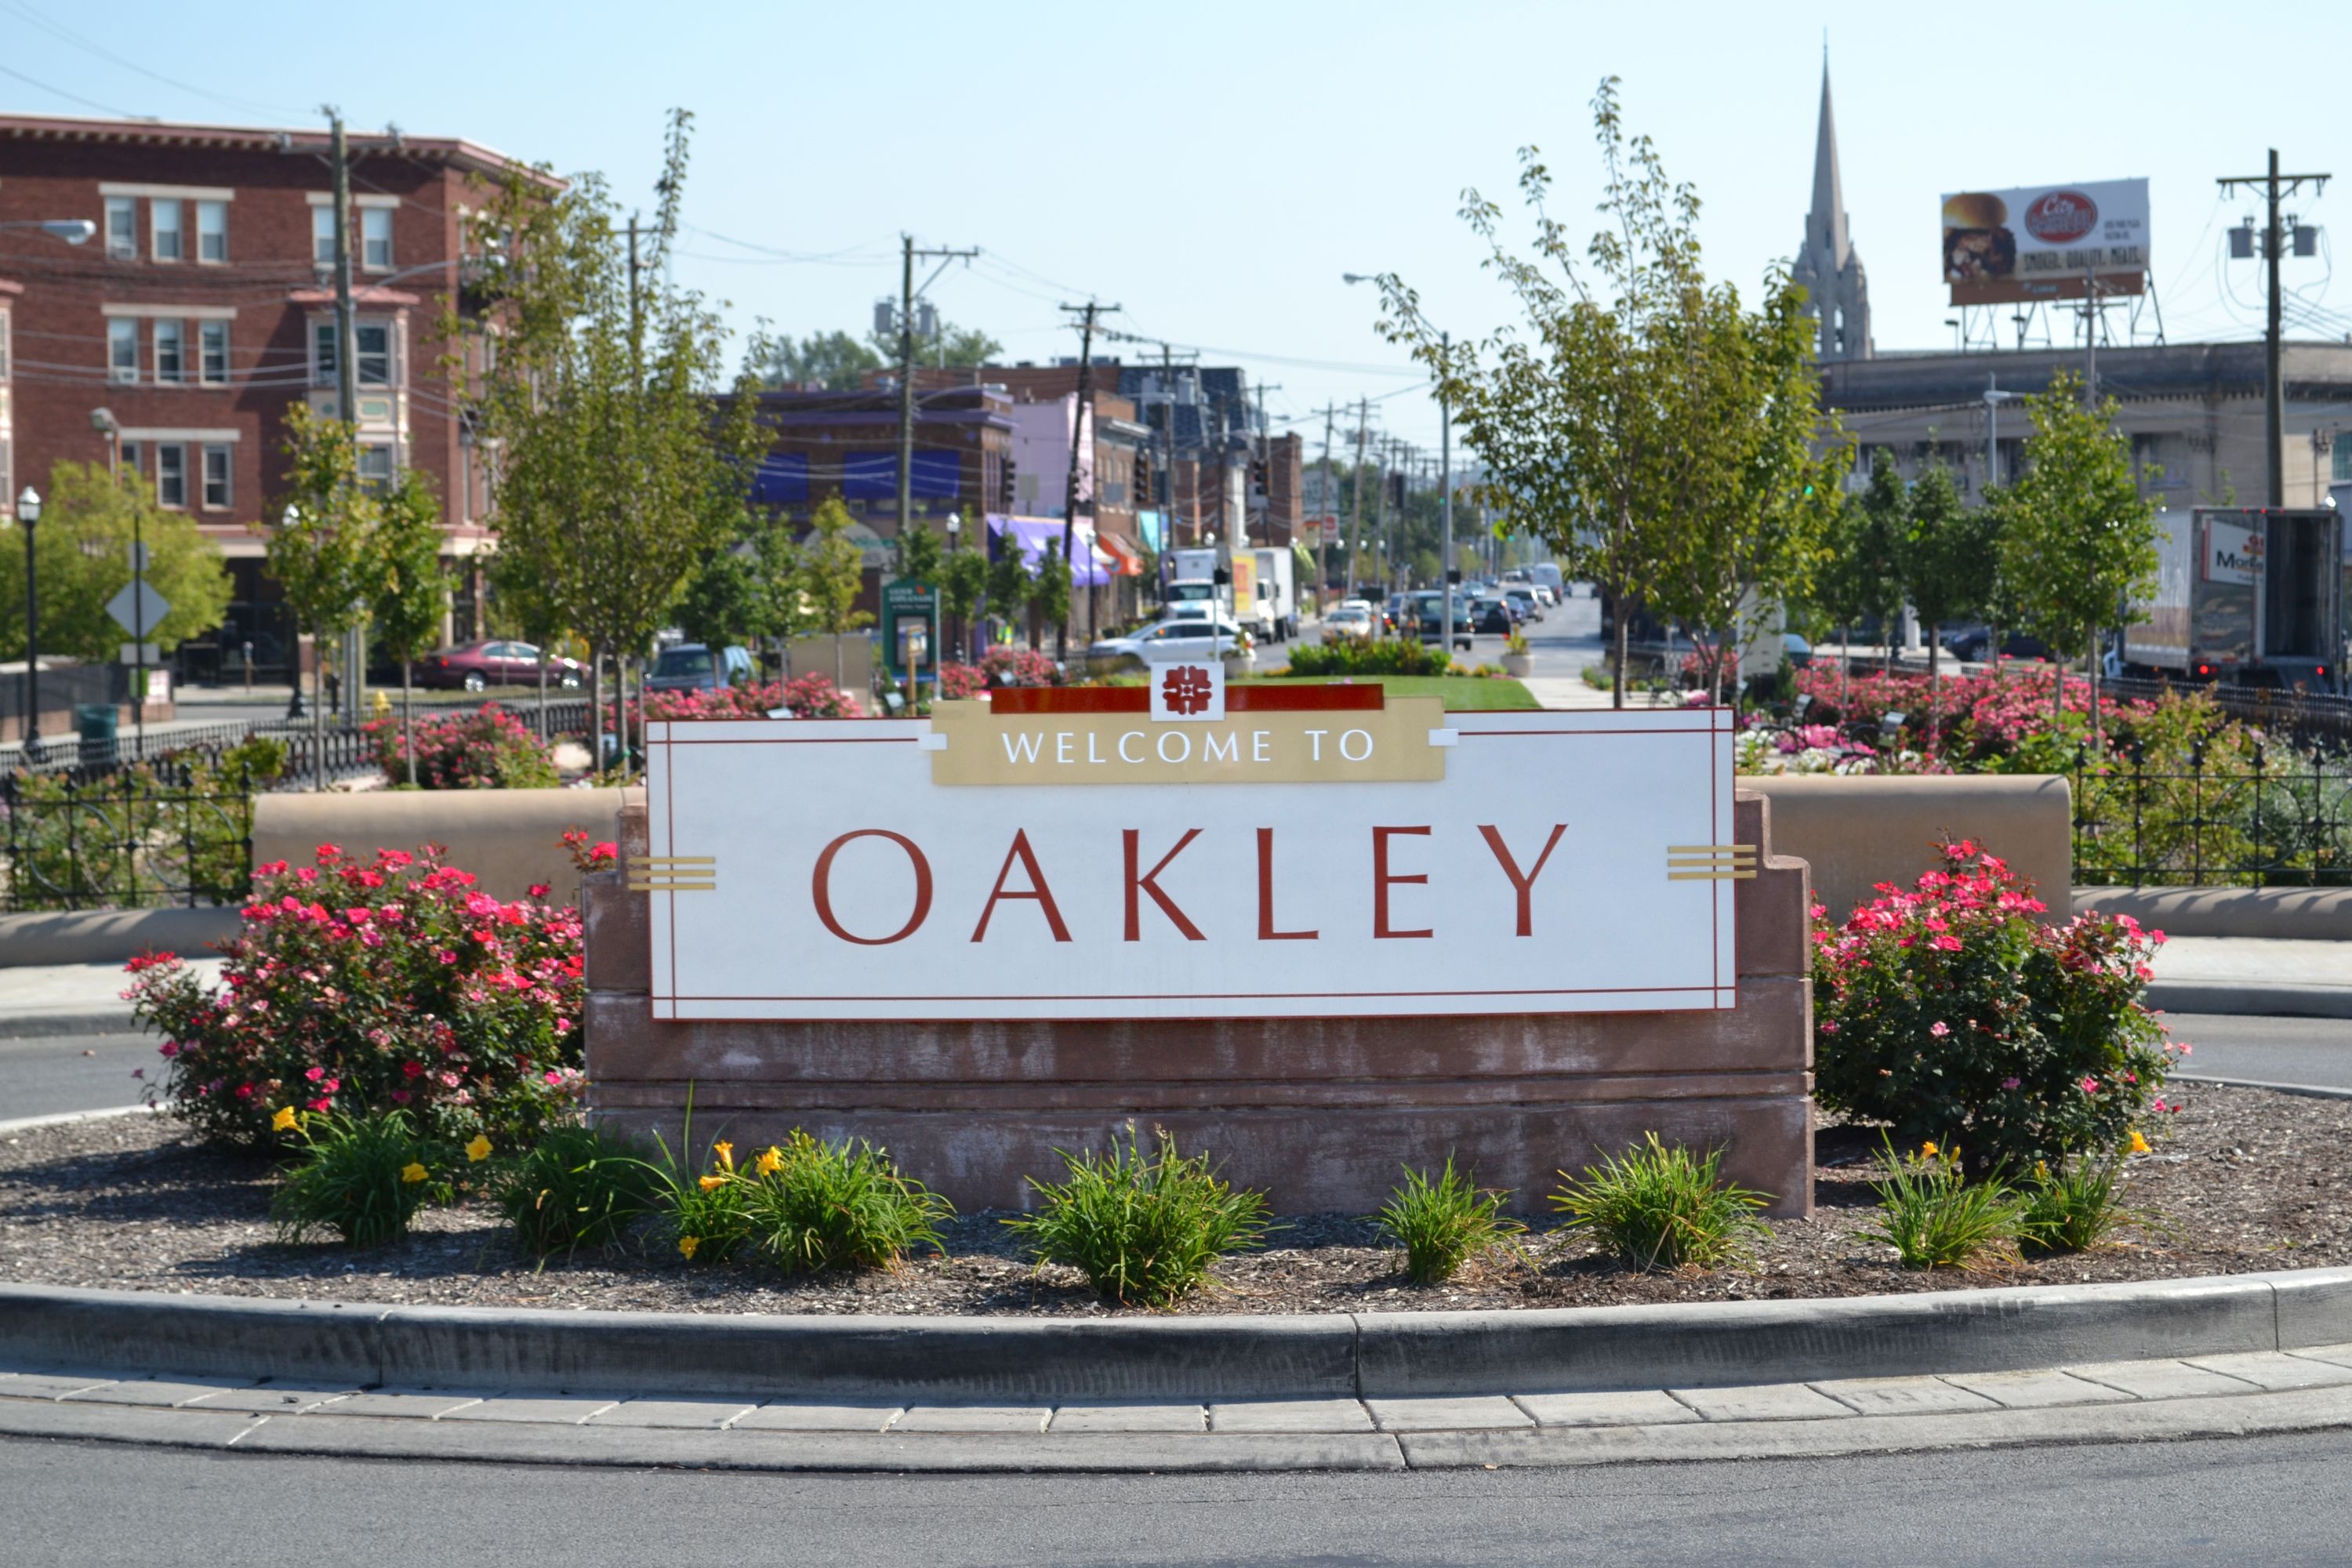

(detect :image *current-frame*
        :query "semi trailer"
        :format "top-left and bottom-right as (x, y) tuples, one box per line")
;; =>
(2124, 507), (2343, 691)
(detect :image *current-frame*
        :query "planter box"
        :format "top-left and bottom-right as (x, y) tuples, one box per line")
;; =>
(252, 788), (632, 904)
(1740, 773), (2072, 924)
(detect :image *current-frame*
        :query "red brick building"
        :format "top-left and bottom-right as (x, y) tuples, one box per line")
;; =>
(0, 113), (543, 681)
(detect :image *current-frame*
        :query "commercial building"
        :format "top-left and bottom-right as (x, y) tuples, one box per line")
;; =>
(0, 111), (543, 683)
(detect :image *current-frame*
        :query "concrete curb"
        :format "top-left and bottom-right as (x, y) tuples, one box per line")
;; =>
(2175, 1074), (2352, 1102)
(0, 1010), (144, 1041)
(0, 1105), (161, 1138)
(7, 1268), (2351, 1405)
(2147, 981), (2352, 1020)
(2077, 886), (2352, 942)
(0, 908), (238, 970)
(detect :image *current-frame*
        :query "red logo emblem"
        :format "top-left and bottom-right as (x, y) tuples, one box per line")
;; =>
(2024, 191), (2098, 245)
(1161, 666), (1214, 716)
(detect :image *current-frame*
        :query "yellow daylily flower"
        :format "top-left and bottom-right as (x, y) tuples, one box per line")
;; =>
(400, 1161), (428, 1184)
(270, 1106), (299, 1133)
(466, 1134), (493, 1163)
(678, 1236), (700, 1261)
(754, 1146), (783, 1178)
(2129, 1130), (2152, 1156)
(2034, 1160), (2050, 1179)
(698, 1174), (728, 1192)
(1919, 1141), (1940, 1160)
(712, 1141), (735, 1171)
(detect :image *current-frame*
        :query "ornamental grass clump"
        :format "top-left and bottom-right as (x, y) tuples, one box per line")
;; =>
(1005, 1125), (1274, 1305)
(126, 844), (586, 1151)
(1860, 1137), (2019, 1270)
(1372, 1157), (1527, 1285)
(1812, 839), (2180, 1171)
(649, 1127), (756, 1265)
(1549, 1134), (1770, 1272)
(2016, 1147), (2151, 1258)
(270, 1107), (448, 1249)
(495, 1122), (660, 1257)
(734, 1131), (954, 1274)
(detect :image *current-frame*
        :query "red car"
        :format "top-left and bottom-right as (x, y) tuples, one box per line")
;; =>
(415, 640), (584, 692)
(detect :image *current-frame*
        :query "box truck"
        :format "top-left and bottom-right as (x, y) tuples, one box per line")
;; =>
(2125, 507), (2343, 691)
(1250, 547), (1299, 641)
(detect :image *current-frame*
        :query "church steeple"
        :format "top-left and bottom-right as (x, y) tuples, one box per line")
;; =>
(1792, 56), (1871, 361)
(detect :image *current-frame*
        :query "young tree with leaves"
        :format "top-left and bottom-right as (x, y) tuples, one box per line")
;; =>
(272, 405), (383, 789)
(448, 108), (764, 774)
(939, 548), (987, 664)
(362, 472), (451, 787)
(1998, 372), (2160, 731)
(897, 518), (942, 583)
(801, 497), (873, 687)
(1849, 450), (1911, 672)
(0, 461), (229, 664)
(985, 544), (1033, 652)
(1028, 550), (1071, 654)
(1898, 459), (1995, 751)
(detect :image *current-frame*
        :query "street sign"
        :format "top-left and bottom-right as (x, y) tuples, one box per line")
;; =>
(118, 643), (161, 665)
(880, 579), (937, 681)
(106, 580), (170, 638)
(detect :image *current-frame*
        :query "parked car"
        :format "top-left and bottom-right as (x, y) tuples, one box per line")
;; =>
(1323, 604), (1375, 641)
(1465, 596), (1518, 636)
(1501, 586), (1543, 620)
(1783, 631), (1813, 670)
(1945, 627), (2051, 664)
(645, 643), (753, 693)
(1406, 591), (1476, 651)
(416, 640), (586, 692)
(1087, 616), (1252, 666)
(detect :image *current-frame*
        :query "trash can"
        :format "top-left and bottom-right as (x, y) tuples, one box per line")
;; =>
(74, 702), (118, 764)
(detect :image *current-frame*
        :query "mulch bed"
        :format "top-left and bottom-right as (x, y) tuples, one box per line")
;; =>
(4, 1084), (2347, 1316)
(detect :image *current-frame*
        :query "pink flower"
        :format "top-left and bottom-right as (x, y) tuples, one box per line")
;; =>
(305, 1066), (325, 1083)
(2080, 1077), (2100, 1094)
(1929, 1022), (1950, 1038)
(528, 883), (551, 900)
(305, 1097), (330, 1112)
(1932, 935), (1963, 952)
(1999, 1076), (2021, 1090)
(158, 1041), (180, 1058)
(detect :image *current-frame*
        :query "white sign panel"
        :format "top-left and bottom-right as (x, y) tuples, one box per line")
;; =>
(639, 701), (1741, 1022)
(1942, 178), (2151, 304)
(2204, 517), (2263, 584)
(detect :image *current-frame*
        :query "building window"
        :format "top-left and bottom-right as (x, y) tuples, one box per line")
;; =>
(200, 320), (228, 384)
(312, 205), (336, 266)
(197, 201), (229, 263)
(0, 309), (8, 379)
(119, 441), (142, 477)
(361, 206), (393, 270)
(0, 437), (11, 513)
(2335, 439), (2352, 484)
(311, 321), (337, 385)
(108, 318), (139, 383)
(356, 322), (391, 386)
(201, 444), (232, 510)
(356, 444), (394, 491)
(151, 199), (183, 262)
(157, 444), (187, 508)
(153, 319), (184, 384)
(105, 198), (136, 260)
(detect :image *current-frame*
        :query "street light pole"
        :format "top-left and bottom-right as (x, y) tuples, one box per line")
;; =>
(1439, 328), (1454, 656)
(11, 486), (40, 762)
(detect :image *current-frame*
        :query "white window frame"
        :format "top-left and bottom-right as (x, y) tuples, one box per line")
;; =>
(196, 200), (229, 264)
(0, 307), (9, 380)
(201, 443), (233, 510)
(311, 206), (336, 266)
(153, 319), (184, 385)
(156, 443), (187, 508)
(150, 199), (183, 263)
(104, 198), (136, 260)
(355, 321), (392, 387)
(311, 321), (338, 386)
(356, 443), (395, 491)
(198, 320), (229, 385)
(108, 318), (140, 383)
(361, 205), (393, 271)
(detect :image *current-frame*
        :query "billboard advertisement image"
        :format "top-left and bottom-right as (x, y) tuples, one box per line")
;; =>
(1942, 179), (2150, 305)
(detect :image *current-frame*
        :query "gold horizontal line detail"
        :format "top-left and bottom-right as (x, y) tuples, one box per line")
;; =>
(1668, 869), (1757, 881)
(628, 881), (717, 893)
(637, 856), (716, 866)
(1666, 844), (1755, 855)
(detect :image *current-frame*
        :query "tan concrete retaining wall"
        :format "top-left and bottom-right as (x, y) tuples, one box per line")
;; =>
(1740, 774), (2072, 924)
(2073, 885), (2352, 941)
(582, 790), (1817, 1218)
(252, 789), (630, 905)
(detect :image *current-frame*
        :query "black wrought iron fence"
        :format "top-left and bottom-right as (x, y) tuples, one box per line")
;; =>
(2099, 676), (2352, 746)
(1, 760), (258, 911)
(2073, 741), (2352, 888)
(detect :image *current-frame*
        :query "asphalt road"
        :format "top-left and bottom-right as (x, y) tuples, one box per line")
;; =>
(0, 1030), (152, 1123)
(2165, 1011), (2352, 1090)
(3, 1426), (2347, 1566)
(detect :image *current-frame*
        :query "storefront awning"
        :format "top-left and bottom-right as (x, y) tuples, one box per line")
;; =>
(986, 514), (1115, 586)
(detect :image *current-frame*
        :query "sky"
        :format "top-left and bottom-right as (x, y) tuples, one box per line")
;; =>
(6, 0), (2349, 457)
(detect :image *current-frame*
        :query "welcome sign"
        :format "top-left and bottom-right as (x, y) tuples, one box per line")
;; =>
(637, 677), (1742, 1022)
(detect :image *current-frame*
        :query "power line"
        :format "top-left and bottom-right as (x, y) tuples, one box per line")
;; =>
(0, 0), (305, 118)
(0, 59), (151, 119)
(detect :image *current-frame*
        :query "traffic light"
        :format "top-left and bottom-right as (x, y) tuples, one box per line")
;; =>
(998, 456), (1017, 514)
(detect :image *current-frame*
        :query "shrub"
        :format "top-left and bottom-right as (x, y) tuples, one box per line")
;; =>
(2016, 1148), (2148, 1258)
(981, 646), (1065, 688)
(1004, 1124), (1274, 1305)
(934, 662), (988, 700)
(363, 704), (558, 789)
(734, 1131), (953, 1273)
(1282, 637), (1451, 677)
(1860, 1137), (2019, 1269)
(496, 1122), (659, 1256)
(1812, 840), (2180, 1169)
(271, 1107), (448, 1248)
(775, 672), (865, 718)
(127, 844), (586, 1149)
(1371, 1157), (1527, 1284)
(1549, 1134), (1769, 1272)
(2, 738), (282, 911)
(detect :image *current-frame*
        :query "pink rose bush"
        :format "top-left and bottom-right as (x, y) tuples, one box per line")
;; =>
(126, 844), (586, 1149)
(1812, 840), (2180, 1167)
(633, 677), (865, 722)
(363, 704), (558, 789)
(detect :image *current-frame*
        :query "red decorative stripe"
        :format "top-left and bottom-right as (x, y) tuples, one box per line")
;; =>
(987, 688), (1148, 713)
(985, 683), (1387, 714)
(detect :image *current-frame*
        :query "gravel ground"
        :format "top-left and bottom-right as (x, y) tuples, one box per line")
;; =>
(4, 1086), (2347, 1316)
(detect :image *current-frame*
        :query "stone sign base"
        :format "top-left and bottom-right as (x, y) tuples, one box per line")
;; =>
(584, 793), (1815, 1217)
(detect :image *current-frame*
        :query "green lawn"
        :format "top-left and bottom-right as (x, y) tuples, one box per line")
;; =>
(1237, 673), (1539, 711)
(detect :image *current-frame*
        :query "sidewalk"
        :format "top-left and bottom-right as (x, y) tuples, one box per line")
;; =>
(0, 960), (223, 1037)
(2148, 937), (2352, 1020)
(5, 1347), (2350, 1474)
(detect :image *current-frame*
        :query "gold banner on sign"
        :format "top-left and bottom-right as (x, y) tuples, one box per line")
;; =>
(1666, 844), (1755, 881)
(927, 696), (1449, 786)
(629, 854), (717, 893)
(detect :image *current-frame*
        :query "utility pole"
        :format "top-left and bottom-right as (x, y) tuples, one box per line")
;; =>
(1316, 404), (1335, 610)
(1056, 299), (1120, 655)
(326, 107), (361, 743)
(1249, 378), (1280, 546)
(1371, 437), (1391, 595)
(1439, 330), (1454, 653)
(1345, 399), (1368, 600)
(2219, 150), (2332, 507)
(894, 237), (980, 575)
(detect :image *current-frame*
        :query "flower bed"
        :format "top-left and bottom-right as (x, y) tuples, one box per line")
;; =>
(361, 704), (558, 789)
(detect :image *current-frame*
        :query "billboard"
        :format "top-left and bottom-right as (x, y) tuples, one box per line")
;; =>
(1942, 179), (2149, 305)
(637, 690), (1741, 1022)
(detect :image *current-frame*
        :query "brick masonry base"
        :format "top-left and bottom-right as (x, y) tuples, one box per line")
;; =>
(583, 793), (1815, 1218)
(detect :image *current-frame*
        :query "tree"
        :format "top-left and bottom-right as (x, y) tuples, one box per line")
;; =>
(363, 473), (452, 787)
(866, 320), (1002, 372)
(747, 509), (809, 662)
(897, 518), (942, 583)
(1899, 459), (1996, 750)
(1028, 550), (1071, 654)
(449, 107), (765, 773)
(749, 328), (883, 390)
(272, 405), (383, 788)
(673, 546), (760, 650)
(939, 548), (986, 662)
(1377, 78), (1746, 706)
(483, 542), (574, 739)
(801, 496), (873, 686)
(1850, 449), (1911, 670)
(985, 543), (1033, 650)
(1999, 371), (2161, 729)
(0, 460), (229, 664)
